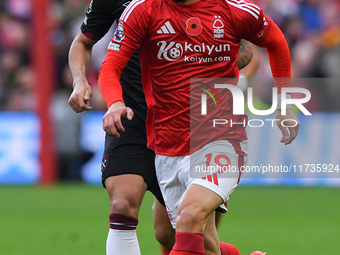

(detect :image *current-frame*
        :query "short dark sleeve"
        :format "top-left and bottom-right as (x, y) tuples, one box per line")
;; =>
(80, 0), (118, 40)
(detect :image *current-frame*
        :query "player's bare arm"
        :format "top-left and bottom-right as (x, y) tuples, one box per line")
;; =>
(237, 39), (253, 70)
(68, 31), (96, 113)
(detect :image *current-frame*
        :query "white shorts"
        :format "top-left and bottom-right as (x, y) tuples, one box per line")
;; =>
(155, 140), (248, 228)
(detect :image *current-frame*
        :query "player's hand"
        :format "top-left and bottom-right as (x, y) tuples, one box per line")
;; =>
(102, 101), (134, 137)
(276, 108), (300, 145)
(68, 78), (93, 113)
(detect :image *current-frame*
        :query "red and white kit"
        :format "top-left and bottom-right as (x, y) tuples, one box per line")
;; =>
(99, 0), (291, 222)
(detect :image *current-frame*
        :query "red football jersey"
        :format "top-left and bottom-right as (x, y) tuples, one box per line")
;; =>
(101, 0), (290, 156)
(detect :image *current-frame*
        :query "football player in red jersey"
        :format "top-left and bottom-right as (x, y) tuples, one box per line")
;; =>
(98, 0), (299, 254)
(68, 0), (254, 254)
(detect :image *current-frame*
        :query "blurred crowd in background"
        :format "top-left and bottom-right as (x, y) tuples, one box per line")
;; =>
(250, 0), (340, 112)
(0, 0), (339, 179)
(0, 0), (107, 112)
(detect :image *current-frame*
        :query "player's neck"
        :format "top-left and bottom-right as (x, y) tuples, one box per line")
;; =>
(174, 0), (200, 5)
(184, 0), (200, 4)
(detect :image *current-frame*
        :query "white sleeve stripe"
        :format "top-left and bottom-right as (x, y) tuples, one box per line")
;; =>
(237, 3), (260, 15)
(243, 2), (260, 11)
(121, 0), (138, 20)
(121, 0), (145, 22)
(226, 0), (259, 19)
(229, 0), (260, 11)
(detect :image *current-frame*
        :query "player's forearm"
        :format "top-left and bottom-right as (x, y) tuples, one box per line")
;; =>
(265, 27), (291, 79)
(267, 41), (291, 92)
(98, 50), (130, 108)
(237, 40), (253, 70)
(68, 37), (94, 86)
(257, 17), (291, 91)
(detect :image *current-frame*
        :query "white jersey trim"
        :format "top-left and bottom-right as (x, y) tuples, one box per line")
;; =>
(226, 0), (260, 20)
(121, 0), (146, 22)
(230, 0), (260, 11)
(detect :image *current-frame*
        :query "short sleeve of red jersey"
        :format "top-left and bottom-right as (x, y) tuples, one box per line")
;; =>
(226, 0), (270, 44)
(107, 0), (150, 58)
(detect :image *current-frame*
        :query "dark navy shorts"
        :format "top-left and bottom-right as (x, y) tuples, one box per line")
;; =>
(101, 118), (164, 206)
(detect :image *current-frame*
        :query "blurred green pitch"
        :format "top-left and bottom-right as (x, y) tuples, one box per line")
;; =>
(1, 185), (339, 255)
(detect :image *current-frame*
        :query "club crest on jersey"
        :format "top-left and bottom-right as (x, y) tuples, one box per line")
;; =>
(186, 17), (202, 36)
(213, 16), (224, 39)
(114, 21), (125, 42)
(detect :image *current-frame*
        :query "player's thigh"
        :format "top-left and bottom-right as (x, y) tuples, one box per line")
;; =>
(155, 154), (187, 229)
(190, 139), (248, 208)
(102, 144), (155, 215)
(153, 197), (175, 250)
(105, 174), (147, 214)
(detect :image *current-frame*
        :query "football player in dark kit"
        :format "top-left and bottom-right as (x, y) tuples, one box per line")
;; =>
(67, 0), (253, 254)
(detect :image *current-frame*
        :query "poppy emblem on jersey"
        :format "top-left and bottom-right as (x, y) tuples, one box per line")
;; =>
(114, 21), (125, 42)
(186, 17), (202, 36)
(213, 16), (224, 39)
